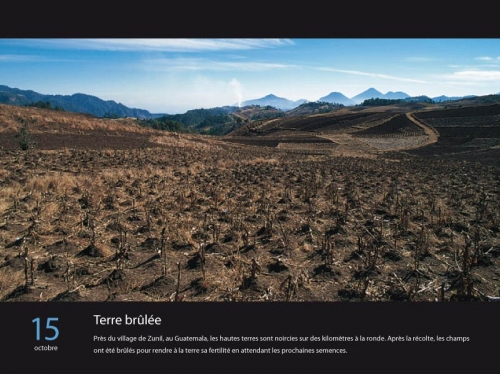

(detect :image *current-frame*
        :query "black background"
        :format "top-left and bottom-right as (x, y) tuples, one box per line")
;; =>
(2, 1), (499, 372)
(2, 1), (500, 38)
(1, 302), (499, 372)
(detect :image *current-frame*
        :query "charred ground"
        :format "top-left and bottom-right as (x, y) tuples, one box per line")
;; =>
(0, 101), (499, 302)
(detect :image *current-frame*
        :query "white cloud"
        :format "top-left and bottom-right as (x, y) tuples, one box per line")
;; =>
(445, 70), (500, 81)
(141, 57), (295, 72)
(475, 56), (493, 61)
(0, 54), (52, 62)
(0, 54), (34, 61)
(318, 67), (426, 83)
(22, 39), (294, 52)
(0, 54), (81, 63)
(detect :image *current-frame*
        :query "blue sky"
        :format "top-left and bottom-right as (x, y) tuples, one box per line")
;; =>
(1, 38), (500, 114)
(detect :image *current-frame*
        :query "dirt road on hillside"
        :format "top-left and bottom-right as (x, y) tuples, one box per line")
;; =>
(406, 112), (439, 145)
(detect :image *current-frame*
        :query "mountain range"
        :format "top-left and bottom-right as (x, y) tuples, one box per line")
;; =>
(0, 84), (480, 117)
(240, 88), (413, 108)
(241, 88), (473, 109)
(0, 85), (161, 119)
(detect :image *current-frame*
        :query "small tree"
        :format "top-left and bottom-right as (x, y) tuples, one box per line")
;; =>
(17, 122), (32, 151)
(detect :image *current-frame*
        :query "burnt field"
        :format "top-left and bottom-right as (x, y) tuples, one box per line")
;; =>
(224, 108), (434, 154)
(354, 114), (425, 137)
(231, 111), (390, 136)
(408, 104), (500, 162)
(0, 104), (499, 302)
(222, 136), (337, 148)
(1, 146), (499, 303)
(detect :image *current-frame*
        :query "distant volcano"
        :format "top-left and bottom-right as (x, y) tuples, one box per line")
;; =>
(240, 94), (308, 110)
(350, 88), (384, 104)
(318, 92), (355, 106)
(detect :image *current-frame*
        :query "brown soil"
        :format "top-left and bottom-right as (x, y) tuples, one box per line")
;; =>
(0, 104), (499, 302)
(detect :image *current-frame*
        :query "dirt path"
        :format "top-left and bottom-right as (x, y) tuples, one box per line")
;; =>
(318, 112), (441, 154)
(406, 112), (439, 145)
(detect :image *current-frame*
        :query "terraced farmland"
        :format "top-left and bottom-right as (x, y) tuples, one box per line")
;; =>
(354, 114), (426, 137)
(225, 109), (431, 154)
(222, 136), (336, 148)
(409, 104), (500, 161)
(232, 111), (392, 136)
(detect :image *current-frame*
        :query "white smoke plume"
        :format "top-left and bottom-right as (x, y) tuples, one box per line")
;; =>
(230, 78), (243, 107)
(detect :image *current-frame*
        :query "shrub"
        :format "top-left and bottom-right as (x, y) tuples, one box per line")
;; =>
(17, 124), (32, 151)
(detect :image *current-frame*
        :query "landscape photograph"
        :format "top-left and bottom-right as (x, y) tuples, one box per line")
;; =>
(0, 38), (499, 302)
